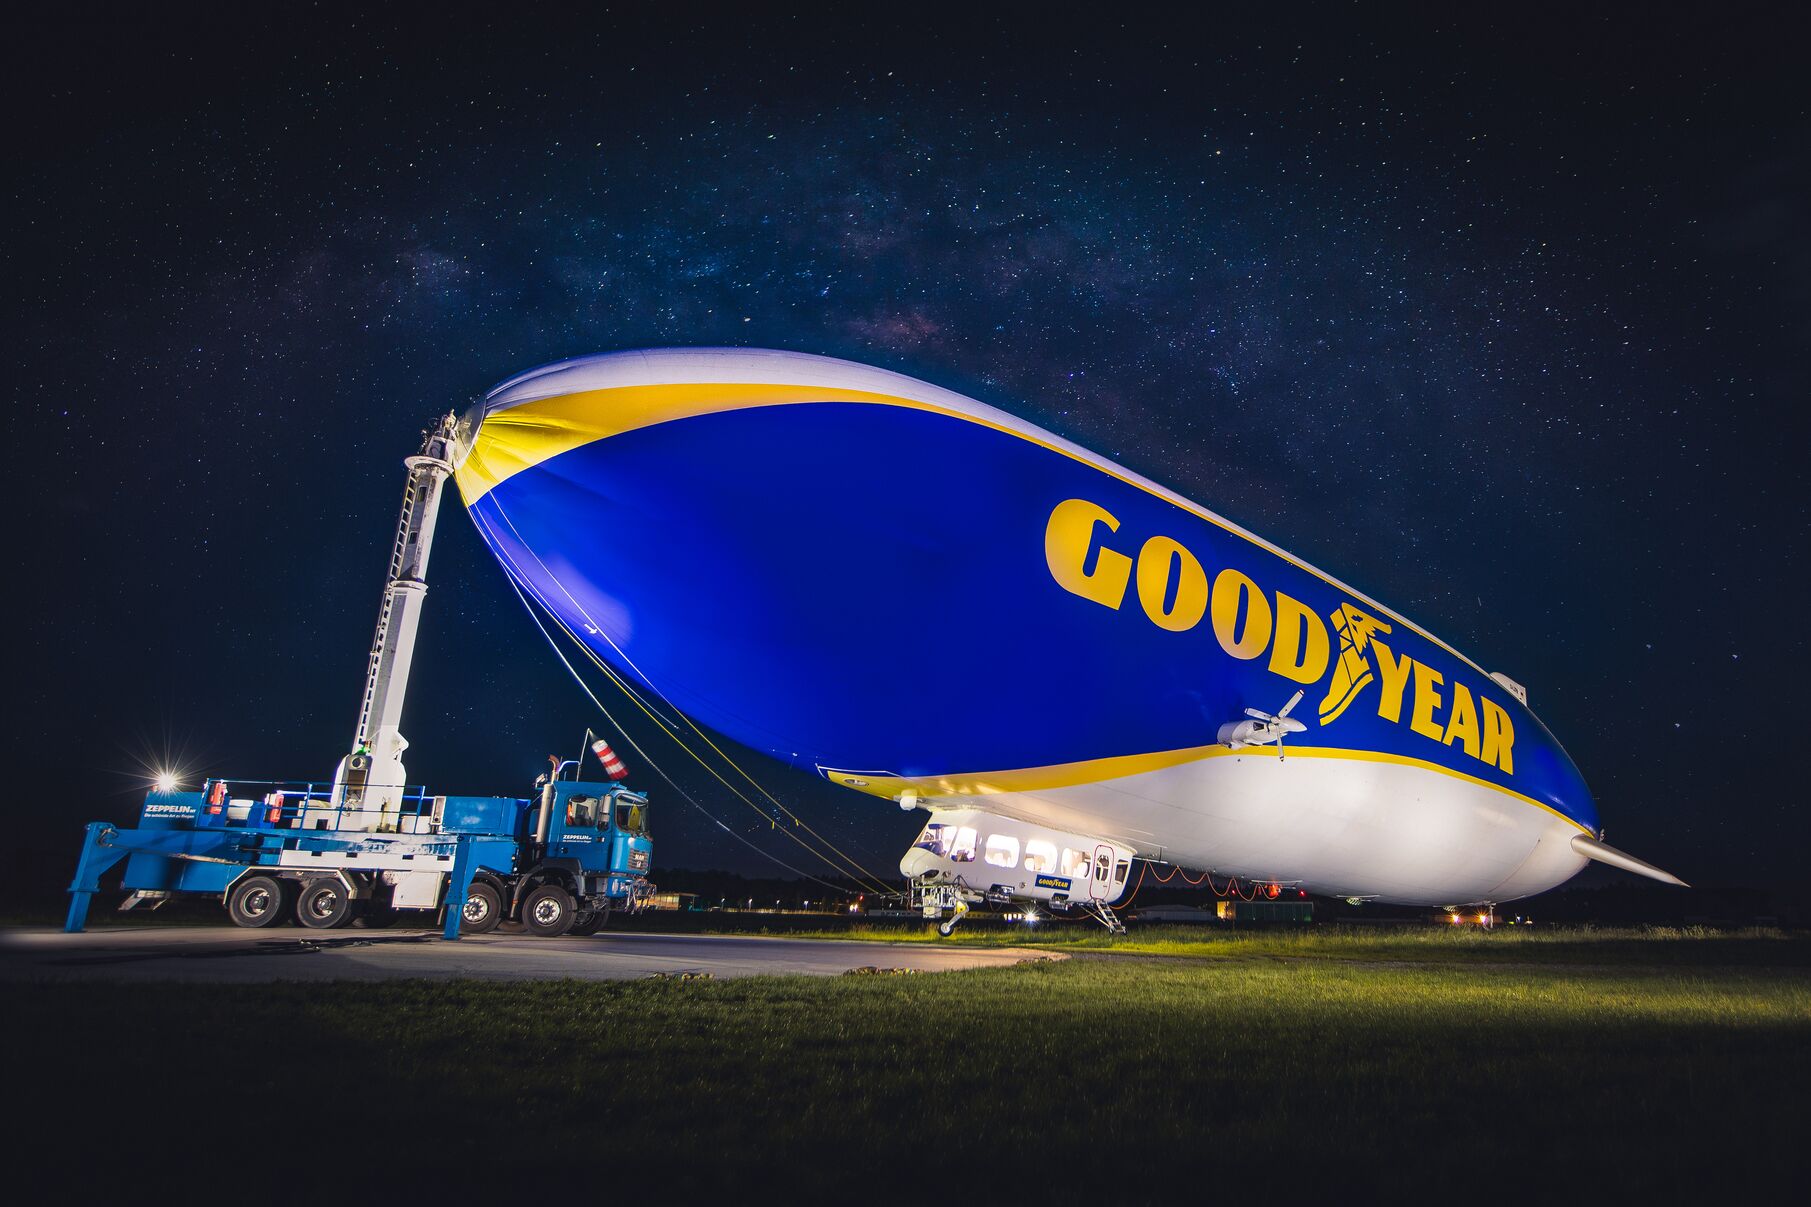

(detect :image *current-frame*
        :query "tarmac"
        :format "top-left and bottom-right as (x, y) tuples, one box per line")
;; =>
(0, 925), (1058, 983)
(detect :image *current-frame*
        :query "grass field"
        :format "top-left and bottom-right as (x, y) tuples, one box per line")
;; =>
(10, 926), (1809, 1200)
(791, 919), (1811, 963)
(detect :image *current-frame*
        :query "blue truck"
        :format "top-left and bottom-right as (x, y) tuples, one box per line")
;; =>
(66, 416), (656, 938)
(66, 772), (654, 938)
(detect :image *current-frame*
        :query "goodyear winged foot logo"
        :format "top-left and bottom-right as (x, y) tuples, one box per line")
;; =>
(1318, 603), (1391, 726)
(1044, 498), (1516, 774)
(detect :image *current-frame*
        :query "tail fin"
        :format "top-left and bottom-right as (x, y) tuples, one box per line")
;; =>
(1571, 834), (1688, 886)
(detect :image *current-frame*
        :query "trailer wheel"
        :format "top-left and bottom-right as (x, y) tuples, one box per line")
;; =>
(569, 909), (606, 936)
(460, 881), (503, 935)
(296, 879), (354, 929)
(523, 884), (575, 937)
(227, 876), (289, 928)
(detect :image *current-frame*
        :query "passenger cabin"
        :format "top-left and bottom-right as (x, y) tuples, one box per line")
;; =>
(898, 809), (1135, 906)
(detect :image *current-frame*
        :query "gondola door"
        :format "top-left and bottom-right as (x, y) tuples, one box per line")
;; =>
(1090, 845), (1113, 900)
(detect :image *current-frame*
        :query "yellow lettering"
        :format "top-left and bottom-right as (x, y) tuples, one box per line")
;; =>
(1045, 499), (1132, 610)
(1210, 569), (1272, 660)
(1135, 536), (1208, 631)
(1482, 698), (1516, 774)
(1442, 682), (1481, 759)
(1269, 592), (1330, 684)
(1409, 661), (1445, 741)
(1373, 641), (1413, 723)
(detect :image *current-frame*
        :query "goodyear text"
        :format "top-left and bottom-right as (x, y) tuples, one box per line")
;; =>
(1045, 498), (1514, 774)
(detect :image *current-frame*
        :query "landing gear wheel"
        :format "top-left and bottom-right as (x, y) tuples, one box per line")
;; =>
(569, 909), (607, 936)
(227, 875), (289, 928)
(296, 879), (354, 929)
(523, 884), (576, 937)
(935, 897), (970, 938)
(459, 881), (502, 935)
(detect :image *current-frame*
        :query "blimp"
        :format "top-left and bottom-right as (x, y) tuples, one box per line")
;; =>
(449, 348), (1682, 932)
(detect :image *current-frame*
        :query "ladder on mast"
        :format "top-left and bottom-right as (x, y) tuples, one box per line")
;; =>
(332, 414), (459, 829)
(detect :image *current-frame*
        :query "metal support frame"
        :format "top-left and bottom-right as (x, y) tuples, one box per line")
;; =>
(65, 824), (132, 933)
(441, 836), (479, 941)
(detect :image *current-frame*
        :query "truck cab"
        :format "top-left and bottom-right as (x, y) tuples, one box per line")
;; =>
(442, 778), (654, 937)
(529, 780), (654, 905)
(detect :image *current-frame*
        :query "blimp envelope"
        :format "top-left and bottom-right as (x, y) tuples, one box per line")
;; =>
(451, 347), (1630, 906)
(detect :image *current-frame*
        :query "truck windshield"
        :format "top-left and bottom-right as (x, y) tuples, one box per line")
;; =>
(614, 800), (648, 835)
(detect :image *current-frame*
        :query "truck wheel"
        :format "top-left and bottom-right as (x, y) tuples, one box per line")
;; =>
(460, 881), (503, 935)
(296, 879), (353, 929)
(569, 909), (607, 936)
(227, 876), (288, 928)
(523, 884), (575, 937)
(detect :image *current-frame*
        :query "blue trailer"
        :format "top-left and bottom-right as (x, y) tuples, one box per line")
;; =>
(66, 416), (656, 939)
(66, 775), (654, 938)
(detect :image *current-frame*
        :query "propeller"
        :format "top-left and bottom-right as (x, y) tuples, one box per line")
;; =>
(1244, 689), (1305, 728)
(1218, 690), (1308, 757)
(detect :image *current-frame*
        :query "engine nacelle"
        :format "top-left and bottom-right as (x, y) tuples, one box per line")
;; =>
(899, 808), (1137, 907)
(1217, 718), (1271, 748)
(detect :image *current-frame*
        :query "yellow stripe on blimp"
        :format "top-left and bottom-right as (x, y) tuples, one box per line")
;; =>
(457, 382), (989, 502)
(819, 744), (1591, 834)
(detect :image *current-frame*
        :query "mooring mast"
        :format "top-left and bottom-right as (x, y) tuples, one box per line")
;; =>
(331, 413), (459, 829)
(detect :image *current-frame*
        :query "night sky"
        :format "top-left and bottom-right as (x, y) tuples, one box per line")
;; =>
(9, 7), (1806, 899)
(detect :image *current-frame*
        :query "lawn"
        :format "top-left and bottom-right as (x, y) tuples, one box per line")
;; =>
(9, 927), (1807, 1200)
(789, 919), (1811, 964)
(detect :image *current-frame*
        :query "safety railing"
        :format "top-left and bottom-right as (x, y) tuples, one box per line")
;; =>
(197, 778), (436, 832)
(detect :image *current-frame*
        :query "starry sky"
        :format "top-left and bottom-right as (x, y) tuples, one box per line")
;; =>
(9, 6), (1807, 898)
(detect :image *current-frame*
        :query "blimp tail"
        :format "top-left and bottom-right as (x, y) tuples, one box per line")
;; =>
(1570, 834), (1687, 886)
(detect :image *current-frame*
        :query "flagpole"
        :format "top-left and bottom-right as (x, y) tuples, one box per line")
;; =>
(575, 728), (593, 781)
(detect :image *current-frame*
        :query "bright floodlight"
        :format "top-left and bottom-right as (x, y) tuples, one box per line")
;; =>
(154, 771), (178, 793)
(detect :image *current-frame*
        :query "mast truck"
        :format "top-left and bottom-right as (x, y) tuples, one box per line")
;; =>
(64, 416), (655, 938)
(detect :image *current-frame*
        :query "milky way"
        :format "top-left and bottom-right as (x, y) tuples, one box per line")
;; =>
(9, 9), (1806, 893)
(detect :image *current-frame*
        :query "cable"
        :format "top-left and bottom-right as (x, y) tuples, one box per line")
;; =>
(497, 560), (855, 897)
(499, 556), (865, 896)
(552, 623), (897, 899)
(484, 495), (899, 894)
(489, 542), (894, 898)
(478, 500), (898, 897)
(565, 629), (894, 898)
(1115, 860), (1148, 910)
(1219, 873), (1261, 902)
(1147, 861), (1265, 900)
